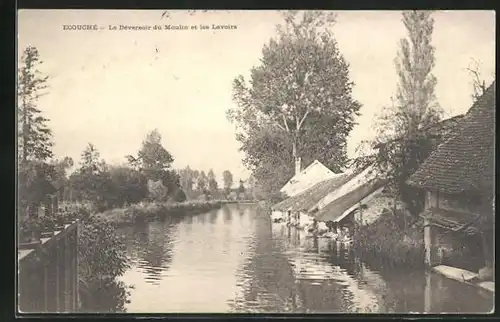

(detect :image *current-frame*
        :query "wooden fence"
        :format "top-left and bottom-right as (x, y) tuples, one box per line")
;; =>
(18, 221), (79, 313)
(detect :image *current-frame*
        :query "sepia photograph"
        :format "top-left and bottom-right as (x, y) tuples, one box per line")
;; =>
(16, 9), (495, 314)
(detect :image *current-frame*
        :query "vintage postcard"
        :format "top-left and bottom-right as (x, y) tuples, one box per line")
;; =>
(17, 9), (495, 314)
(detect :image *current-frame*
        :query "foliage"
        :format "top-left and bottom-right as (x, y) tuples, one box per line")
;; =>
(17, 46), (57, 215)
(107, 166), (148, 207)
(127, 129), (174, 181)
(78, 214), (130, 280)
(238, 179), (245, 194)
(357, 10), (443, 217)
(49, 157), (74, 196)
(207, 169), (218, 197)
(98, 200), (223, 225)
(197, 171), (208, 194)
(228, 11), (361, 196)
(80, 278), (131, 313)
(74, 213), (130, 312)
(353, 210), (424, 268)
(18, 46), (53, 163)
(147, 179), (168, 202)
(179, 166), (195, 196)
(222, 170), (233, 195)
(69, 143), (112, 210)
(172, 188), (187, 202)
(18, 161), (57, 213)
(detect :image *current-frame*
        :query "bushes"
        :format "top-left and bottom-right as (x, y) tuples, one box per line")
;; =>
(98, 200), (223, 225)
(77, 214), (131, 312)
(42, 204), (132, 312)
(353, 210), (425, 268)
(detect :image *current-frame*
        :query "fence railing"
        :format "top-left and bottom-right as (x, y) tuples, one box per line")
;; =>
(18, 220), (79, 313)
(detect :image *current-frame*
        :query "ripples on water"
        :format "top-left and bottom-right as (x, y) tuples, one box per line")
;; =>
(117, 204), (494, 314)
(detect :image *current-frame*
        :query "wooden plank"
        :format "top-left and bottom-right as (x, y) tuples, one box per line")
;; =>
(477, 281), (495, 293)
(432, 265), (478, 282)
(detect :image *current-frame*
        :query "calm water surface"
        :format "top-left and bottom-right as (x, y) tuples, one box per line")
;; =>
(118, 204), (494, 313)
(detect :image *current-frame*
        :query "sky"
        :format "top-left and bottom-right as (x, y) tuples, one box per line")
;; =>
(17, 10), (495, 184)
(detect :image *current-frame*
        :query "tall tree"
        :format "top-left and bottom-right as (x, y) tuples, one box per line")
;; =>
(50, 156), (74, 200)
(228, 11), (361, 195)
(197, 171), (208, 194)
(179, 166), (194, 195)
(18, 46), (53, 164)
(127, 129), (174, 181)
(222, 170), (233, 195)
(207, 169), (218, 197)
(70, 143), (111, 208)
(365, 10), (443, 217)
(238, 179), (245, 194)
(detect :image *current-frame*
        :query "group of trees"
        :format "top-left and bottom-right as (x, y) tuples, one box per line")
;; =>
(16, 44), (246, 213)
(16, 46), (187, 214)
(177, 167), (248, 200)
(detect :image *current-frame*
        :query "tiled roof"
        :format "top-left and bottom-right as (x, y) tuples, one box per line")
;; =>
(373, 114), (465, 150)
(271, 171), (359, 212)
(407, 82), (495, 194)
(314, 179), (387, 223)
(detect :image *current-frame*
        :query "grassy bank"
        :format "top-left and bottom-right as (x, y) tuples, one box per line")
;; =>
(353, 210), (425, 268)
(97, 200), (224, 226)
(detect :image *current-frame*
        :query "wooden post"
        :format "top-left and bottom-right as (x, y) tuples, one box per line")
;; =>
(424, 219), (438, 267)
(64, 232), (70, 312)
(53, 195), (59, 215)
(75, 221), (79, 312)
(424, 270), (432, 313)
(55, 242), (60, 312)
(44, 265), (48, 312)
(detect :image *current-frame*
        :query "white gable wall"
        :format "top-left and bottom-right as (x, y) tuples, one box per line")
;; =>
(280, 160), (337, 197)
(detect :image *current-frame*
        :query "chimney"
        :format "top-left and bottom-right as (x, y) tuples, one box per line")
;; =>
(295, 157), (302, 175)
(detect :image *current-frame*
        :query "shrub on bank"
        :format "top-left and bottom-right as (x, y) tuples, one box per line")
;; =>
(98, 200), (224, 225)
(18, 204), (132, 312)
(77, 214), (131, 312)
(353, 210), (424, 268)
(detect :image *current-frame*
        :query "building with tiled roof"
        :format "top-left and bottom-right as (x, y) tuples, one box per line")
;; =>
(407, 81), (495, 269)
(407, 82), (495, 194)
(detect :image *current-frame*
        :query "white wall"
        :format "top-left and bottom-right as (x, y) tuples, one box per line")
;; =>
(280, 160), (337, 197)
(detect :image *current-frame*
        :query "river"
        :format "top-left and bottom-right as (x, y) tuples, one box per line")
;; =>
(117, 203), (494, 314)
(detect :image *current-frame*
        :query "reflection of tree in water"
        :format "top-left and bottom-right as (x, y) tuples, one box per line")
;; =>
(196, 212), (207, 224)
(222, 206), (233, 224)
(208, 209), (218, 224)
(184, 215), (193, 225)
(132, 220), (176, 285)
(228, 208), (303, 313)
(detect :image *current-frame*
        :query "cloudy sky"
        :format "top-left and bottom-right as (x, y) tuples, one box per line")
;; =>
(17, 10), (495, 182)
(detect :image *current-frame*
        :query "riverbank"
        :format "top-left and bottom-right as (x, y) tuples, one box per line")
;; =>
(97, 200), (224, 226)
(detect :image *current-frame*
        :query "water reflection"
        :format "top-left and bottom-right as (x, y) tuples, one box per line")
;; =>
(118, 204), (494, 314)
(122, 220), (176, 286)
